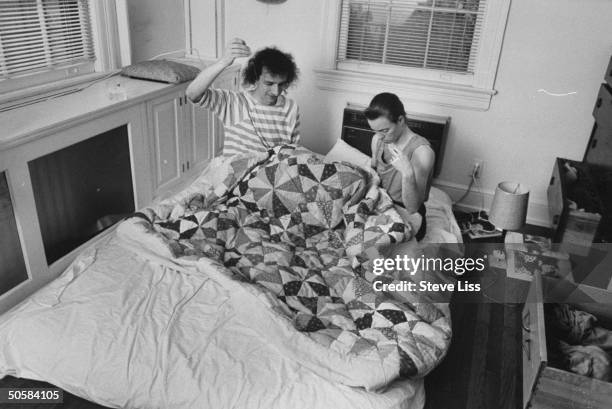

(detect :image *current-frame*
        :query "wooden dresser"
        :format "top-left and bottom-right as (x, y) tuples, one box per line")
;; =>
(547, 56), (612, 252)
(521, 273), (612, 409)
(532, 56), (612, 408)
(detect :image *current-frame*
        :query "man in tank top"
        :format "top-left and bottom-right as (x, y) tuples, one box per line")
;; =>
(365, 93), (435, 241)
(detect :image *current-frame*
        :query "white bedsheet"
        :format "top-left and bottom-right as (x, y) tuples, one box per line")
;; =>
(0, 187), (458, 409)
(0, 233), (425, 409)
(424, 186), (463, 244)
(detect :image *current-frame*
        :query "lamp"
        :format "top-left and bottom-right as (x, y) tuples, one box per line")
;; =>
(489, 181), (529, 233)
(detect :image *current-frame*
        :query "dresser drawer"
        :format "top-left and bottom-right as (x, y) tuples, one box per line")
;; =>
(546, 160), (564, 232)
(522, 274), (612, 409)
(584, 123), (612, 168)
(605, 55), (612, 88)
(593, 84), (612, 129)
(521, 274), (547, 409)
(547, 158), (609, 253)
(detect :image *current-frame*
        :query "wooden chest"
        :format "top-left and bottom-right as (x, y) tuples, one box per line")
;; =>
(549, 54), (612, 253)
(547, 158), (612, 255)
(586, 81), (612, 167)
(522, 273), (612, 408)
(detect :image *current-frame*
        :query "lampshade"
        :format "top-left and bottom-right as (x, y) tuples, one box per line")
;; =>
(489, 181), (529, 231)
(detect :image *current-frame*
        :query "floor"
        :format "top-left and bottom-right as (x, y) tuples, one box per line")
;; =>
(423, 213), (549, 409)
(424, 296), (524, 409)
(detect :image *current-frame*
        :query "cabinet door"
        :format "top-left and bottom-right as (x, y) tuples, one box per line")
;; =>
(184, 100), (213, 170)
(148, 91), (184, 195)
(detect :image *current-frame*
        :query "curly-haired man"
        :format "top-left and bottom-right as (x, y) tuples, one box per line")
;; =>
(187, 38), (300, 157)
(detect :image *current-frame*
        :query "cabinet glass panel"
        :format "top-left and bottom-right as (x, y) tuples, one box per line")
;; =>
(28, 125), (135, 264)
(0, 171), (29, 296)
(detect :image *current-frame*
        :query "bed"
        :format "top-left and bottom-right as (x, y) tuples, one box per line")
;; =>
(0, 143), (462, 409)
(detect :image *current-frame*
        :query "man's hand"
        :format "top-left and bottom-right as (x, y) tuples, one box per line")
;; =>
(186, 38), (251, 102)
(389, 146), (414, 176)
(220, 38), (251, 67)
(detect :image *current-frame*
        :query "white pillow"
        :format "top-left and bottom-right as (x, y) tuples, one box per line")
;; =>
(427, 186), (453, 209)
(324, 139), (371, 170)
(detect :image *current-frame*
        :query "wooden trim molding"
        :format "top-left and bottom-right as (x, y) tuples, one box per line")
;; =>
(184, 0), (225, 60)
(315, 68), (497, 111)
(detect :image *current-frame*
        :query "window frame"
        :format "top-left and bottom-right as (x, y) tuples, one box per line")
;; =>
(315, 0), (512, 110)
(0, 0), (131, 108)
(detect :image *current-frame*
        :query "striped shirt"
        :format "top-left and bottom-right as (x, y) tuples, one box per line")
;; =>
(196, 88), (300, 157)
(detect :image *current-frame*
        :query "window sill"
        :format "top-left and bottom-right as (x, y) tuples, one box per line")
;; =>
(0, 72), (114, 113)
(314, 68), (497, 111)
(0, 76), (174, 151)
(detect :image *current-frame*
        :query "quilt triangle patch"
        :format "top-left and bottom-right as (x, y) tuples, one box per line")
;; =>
(320, 163), (338, 181)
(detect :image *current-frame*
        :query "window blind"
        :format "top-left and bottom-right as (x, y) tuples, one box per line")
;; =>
(337, 0), (486, 73)
(0, 0), (95, 80)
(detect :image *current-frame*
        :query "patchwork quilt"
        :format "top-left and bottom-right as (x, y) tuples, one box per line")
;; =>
(117, 144), (451, 390)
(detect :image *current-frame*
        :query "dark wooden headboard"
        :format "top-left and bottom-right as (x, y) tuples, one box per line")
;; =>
(340, 105), (450, 178)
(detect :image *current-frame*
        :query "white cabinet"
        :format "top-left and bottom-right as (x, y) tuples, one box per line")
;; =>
(0, 68), (241, 313)
(148, 87), (199, 198)
(0, 102), (151, 314)
(147, 66), (240, 198)
(147, 86), (214, 199)
(148, 89), (185, 192)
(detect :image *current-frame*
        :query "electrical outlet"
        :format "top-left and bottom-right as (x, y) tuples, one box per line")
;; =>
(471, 159), (484, 179)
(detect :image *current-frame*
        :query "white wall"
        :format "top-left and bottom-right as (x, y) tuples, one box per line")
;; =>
(127, 0), (185, 62)
(223, 0), (328, 150)
(218, 0), (612, 225)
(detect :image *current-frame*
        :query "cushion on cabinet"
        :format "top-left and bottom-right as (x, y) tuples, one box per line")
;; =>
(120, 60), (200, 84)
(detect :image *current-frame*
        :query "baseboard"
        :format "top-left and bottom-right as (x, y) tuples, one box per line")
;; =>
(433, 179), (550, 227)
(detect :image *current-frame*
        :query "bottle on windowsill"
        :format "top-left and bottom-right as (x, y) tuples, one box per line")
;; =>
(105, 77), (128, 101)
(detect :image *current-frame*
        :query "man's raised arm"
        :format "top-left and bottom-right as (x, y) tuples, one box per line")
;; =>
(186, 38), (251, 103)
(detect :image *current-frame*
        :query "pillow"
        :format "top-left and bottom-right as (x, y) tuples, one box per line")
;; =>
(427, 186), (453, 209)
(324, 138), (371, 170)
(120, 60), (201, 84)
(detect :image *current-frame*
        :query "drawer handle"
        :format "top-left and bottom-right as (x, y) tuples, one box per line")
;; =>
(522, 310), (532, 360)
(522, 310), (531, 333)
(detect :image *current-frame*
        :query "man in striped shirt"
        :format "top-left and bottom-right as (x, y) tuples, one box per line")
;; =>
(186, 38), (301, 157)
